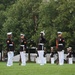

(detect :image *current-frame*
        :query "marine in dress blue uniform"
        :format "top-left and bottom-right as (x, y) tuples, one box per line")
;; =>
(56, 32), (65, 65)
(37, 31), (46, 65)
(50, 47), (55, 64)
(20, 34), (27, 66)
(67, 47), (73, 64)
(6, 32), (14, 66)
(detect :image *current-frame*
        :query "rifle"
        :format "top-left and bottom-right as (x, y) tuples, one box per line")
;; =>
(19, 55), (21, 65)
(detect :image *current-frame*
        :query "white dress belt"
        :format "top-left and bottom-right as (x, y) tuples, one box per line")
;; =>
(9, 44), (13, 46)
(38, 43), (44, 45)
(58, 44), (63, 45)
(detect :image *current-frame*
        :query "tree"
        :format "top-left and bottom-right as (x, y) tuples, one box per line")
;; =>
(32, 0), (75, 49)
(2, 0), (41, 50)
(1, 0), (75, 51)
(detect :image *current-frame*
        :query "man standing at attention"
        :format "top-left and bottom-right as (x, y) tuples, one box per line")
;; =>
(56, 32), (65, 65)
(6, 32), (14, 66)
(20, 34), (27, 66)
(37, 31), (46, 65)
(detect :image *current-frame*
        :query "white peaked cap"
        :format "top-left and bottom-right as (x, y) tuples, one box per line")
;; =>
(69, 47), (72, 49)
(40, 30), (45, 36)
(51, 47), (53, 49)
(57, 31), (62, 34)
(7, 32), (12, 35)
(20, 33), (25, 36)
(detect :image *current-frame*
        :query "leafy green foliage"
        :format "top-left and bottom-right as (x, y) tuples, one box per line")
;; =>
(0, 0), (75, 50)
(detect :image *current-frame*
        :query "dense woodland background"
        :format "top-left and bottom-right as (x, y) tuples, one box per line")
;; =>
(0, 0), (75, 52)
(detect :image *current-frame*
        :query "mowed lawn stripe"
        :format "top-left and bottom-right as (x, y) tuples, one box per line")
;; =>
(0, 62), (75, 75)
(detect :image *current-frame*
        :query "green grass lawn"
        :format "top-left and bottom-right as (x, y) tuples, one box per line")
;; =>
(0, 62), (75, 75)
